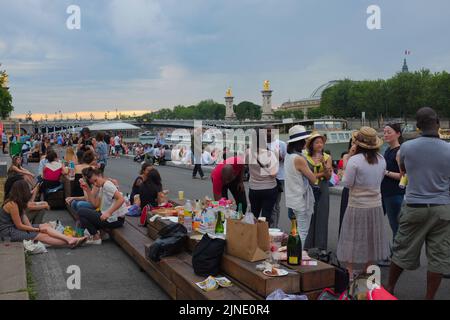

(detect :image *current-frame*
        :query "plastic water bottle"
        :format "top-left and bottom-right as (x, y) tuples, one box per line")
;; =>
(69, 160), (75, 181)
(184, 200), (193, 234)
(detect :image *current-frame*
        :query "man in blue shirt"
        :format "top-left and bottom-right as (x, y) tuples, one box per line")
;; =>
(387, 107), (450, 300)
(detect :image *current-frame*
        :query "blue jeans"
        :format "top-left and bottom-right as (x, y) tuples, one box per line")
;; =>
(382, 194), (404, 238)
(71, 200), (95, 212)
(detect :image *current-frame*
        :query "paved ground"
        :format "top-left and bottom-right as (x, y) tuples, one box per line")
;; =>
(18, 154), (450, 300)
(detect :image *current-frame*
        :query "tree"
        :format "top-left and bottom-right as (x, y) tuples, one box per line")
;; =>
(0, 65), (13, 119)
(274, 109), (304, 120)
(235, 101), (262, 120)
(307, 108), (325, 119)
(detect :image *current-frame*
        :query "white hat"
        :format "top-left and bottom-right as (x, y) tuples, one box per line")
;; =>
(287, 125), (311, 143)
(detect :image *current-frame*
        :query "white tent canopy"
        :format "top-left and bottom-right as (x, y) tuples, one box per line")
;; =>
(87, 122), (140, 132)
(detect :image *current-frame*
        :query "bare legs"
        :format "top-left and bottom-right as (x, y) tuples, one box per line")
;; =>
(34, 224), (86, 248)
(387, 262), (442, 300)
(425, 271), (443, 300)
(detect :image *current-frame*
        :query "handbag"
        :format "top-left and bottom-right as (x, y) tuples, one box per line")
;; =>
(192, 234), (226, 277)
(140, 205), (151, 226)
(308, 249), (350, 294)
(147, 222), (188, 262)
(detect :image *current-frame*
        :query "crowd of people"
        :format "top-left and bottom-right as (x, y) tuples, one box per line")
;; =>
(0, 106), (448, 299)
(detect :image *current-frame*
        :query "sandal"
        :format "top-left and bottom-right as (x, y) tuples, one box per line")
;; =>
(71, 237), (88, 249)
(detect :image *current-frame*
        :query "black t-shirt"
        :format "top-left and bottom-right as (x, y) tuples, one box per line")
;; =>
(130, 176), (144, 205)
(139, 181), (162, 210)
(381, 146), (405, 197)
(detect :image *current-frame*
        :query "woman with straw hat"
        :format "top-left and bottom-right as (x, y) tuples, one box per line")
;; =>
(337, 126), (390, 280)
(285, 126), (318, 247)
(304, 131), (333, 250)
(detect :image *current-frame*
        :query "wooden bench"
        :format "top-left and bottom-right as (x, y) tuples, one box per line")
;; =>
(112, 217), (256, 300)
(28, 157), (41, 163)
(147, 216), (300, 298)
(147, 215), (335, 299)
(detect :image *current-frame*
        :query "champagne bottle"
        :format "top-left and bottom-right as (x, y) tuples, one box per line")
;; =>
(287, 219), (302, 266)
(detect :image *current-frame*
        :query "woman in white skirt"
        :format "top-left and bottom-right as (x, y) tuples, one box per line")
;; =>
(337, 127), (390, 279)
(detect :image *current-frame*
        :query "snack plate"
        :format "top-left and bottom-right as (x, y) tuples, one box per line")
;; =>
(263, 268), (289, 277)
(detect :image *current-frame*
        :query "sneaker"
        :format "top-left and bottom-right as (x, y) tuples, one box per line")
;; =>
(192, 176), (198, 179)
(86, 236), (102, 245)
(100, 232), (110, 241)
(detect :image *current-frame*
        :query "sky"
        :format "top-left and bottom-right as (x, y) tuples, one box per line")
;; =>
(1, 0), (449, 119)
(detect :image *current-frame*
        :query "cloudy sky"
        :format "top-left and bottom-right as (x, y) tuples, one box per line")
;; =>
(1, 0), (449, 118)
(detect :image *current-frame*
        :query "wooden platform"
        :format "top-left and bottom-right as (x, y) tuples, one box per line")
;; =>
(147, 215), (336, 299)
(111, 216), (257, 300)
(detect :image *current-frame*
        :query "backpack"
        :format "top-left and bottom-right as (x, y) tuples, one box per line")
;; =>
(140, 205), (151, 226)
(147, 222), (188, 262)
(192, 234), (226, 277)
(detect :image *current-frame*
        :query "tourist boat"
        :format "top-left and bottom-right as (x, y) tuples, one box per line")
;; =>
(439, 128), (450, 140)
(138, 131), (156, 144)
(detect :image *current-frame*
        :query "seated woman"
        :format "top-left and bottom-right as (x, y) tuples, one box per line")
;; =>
(7, 156), (35, 187)
(71, 150), (97, 197)
(30, 143), (41, 159)
(139, 168), (167, 210)
(4, 174), (50, 224)
(41, 150), (68, 196)
(77, 167), (128, 245)
(130, 163), (153, 205)
(64, 146), (77, 165)
(0, 179), (86, 248)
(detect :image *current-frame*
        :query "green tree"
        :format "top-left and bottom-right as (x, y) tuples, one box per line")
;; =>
(306, 108), (325, 119)
(235, 101), (262, 120)
(0, 65), (13, 119)
(274, 109), (304, 119)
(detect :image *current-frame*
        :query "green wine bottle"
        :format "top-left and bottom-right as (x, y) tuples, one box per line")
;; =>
(237, 203), (243, 220)
(287, 219), (302, 266)
(215, 210), (224, 234)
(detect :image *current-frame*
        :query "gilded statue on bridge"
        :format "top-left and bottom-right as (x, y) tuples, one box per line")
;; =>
(263, 80), (270, 91)
(226, 87), (232, 97)
(0, 73), (9, 88)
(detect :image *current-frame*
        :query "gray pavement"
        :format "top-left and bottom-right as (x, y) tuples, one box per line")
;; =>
(22, 155), (450, 300)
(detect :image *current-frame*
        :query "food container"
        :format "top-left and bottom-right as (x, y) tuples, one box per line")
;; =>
(269, 231), (284, 244)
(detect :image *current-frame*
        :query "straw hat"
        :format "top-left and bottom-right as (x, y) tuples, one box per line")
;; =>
(352, 126), (384, 150)
(305, 131), (326, 150)
(287, 125), (311, 143)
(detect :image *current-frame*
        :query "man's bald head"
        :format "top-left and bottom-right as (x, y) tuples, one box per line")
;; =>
(221, 165), (235, 185)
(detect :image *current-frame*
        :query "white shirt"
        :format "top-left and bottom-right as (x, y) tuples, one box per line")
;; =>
(202, 151), (213, 165)
(114, 136), (121, 146)
(100, 180), (128, 218)
(269, 139), (287, 181)
(285, 153), (314, 214)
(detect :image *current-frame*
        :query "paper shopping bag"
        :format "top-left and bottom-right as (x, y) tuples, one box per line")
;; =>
(225, 219), (270, 262)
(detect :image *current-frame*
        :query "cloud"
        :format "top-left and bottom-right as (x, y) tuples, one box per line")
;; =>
(0, 0), (448, 116)
(108, 0), (169, 40)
